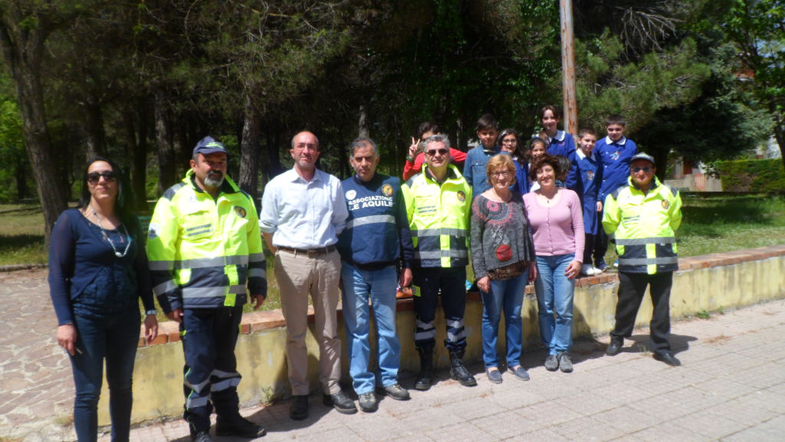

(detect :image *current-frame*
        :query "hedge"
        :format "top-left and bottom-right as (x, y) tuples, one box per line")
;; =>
(716, 159), (785, 192)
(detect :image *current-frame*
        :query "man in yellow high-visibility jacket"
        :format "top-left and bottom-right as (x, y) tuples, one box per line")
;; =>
(602, 152), (683, 366)
(402, 134), (476, 390)
(147, 136), (266, 441)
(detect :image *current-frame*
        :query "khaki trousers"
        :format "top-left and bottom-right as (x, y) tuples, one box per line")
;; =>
(275, 249), (342, 396)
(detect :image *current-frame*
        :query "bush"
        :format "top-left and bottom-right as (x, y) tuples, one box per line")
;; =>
(715, 159), (785, 192)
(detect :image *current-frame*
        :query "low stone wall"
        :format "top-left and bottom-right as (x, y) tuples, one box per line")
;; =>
(101, 245), (785, 425)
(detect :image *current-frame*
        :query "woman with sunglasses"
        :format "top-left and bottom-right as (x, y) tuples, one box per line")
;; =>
(49, 157), (157, 441)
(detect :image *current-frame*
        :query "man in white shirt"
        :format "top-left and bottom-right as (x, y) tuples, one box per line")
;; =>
(259, 131), (354, 420)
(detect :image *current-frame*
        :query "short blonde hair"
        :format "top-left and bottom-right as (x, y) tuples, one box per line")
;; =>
(486, 154), (517, 187)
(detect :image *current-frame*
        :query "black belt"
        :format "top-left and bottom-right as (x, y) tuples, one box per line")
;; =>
(278, 245), (336, 257)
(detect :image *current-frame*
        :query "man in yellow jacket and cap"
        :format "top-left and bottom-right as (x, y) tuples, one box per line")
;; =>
(602, 152), (683, 366)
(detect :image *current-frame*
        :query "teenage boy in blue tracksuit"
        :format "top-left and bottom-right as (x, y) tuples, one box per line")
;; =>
(463, 113), (500, 196)
(595, 115), (638, 270)
(567, 128), (603, 276)
(338, 137), (415, 413)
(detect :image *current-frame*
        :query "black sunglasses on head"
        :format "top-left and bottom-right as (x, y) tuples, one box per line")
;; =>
(87, 171), (117, 184)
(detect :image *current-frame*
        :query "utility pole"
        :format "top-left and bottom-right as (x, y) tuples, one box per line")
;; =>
(560, 0), (578, 134)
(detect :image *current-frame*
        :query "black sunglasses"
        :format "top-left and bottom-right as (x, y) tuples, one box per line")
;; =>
(426, 148), (449, 156)
(631, 167), (653, 173)
(87, 171), (117, 184)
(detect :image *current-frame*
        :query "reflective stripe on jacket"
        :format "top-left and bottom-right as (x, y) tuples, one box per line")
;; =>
(402, 165), (472, 268)
(602, 176), (682, 275)
(147, 170), (265, 311)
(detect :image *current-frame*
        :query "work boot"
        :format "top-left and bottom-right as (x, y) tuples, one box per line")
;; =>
(215, 413), (266, 438)
(449, 350), (477, 387)
(414, 347), (434, 391)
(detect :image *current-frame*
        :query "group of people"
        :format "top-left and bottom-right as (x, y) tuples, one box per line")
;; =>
(48, 106), (683, 441)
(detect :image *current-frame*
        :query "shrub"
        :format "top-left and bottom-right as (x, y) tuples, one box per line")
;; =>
(715, 159), (785, 192)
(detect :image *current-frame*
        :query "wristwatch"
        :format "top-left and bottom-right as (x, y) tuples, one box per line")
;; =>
(146, 309), (158, 316)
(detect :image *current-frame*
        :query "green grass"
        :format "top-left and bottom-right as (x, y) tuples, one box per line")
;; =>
(676, 194), (785, 256)
(0, 204), (46, 265)
(4, 194), (785, 312)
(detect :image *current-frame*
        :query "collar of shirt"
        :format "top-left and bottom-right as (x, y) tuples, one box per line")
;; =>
(575, 149), (597, 161)
(285, 167), (324, 184)
(425, 164), (459, 184)
(482, 145), (500, 155)
(552, 130), (566, 143)
(604, 135), (627, 146)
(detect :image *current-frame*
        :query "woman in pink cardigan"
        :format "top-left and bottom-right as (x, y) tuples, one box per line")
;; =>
(523, 155), (584, 373)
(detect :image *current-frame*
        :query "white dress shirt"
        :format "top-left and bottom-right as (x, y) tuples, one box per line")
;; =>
(260, 168), (348, 248)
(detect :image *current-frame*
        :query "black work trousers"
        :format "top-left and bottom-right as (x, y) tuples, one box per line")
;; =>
(413, 267), (468, 352)
(611, 272), (673, 353)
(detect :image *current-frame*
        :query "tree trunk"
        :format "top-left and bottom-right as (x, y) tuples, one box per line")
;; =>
(123, 103), (148, 211)
(14, 154), (28, 201)
(773, 121), (785, 172)
(239, 96), (262, 205)
(174, 121), (189, 177)
(265, 121), (283, 180)
(358, 104), (369, 138)
(83, 100), (106, 159)
(0, 19), (68, 241)
(154, 90), (176, 194)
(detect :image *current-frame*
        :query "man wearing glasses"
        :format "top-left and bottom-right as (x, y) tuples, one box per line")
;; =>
(602, 153), (683, 366)
(402, 134), (476, 390)
(260, 131), (355, 419)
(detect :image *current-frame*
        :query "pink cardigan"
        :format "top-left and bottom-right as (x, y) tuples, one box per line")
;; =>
(523, 189), (585, 261)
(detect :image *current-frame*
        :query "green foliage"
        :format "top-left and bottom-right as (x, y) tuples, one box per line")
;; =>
(0, 94), (31, 202)
(635, 43), (773, 163)
(576, 31), (711, 133)
(715, 159), (785, 192)
(716, 0), (785, 159)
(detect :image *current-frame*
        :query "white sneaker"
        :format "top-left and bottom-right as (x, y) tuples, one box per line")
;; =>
(581, 264), (596, 276)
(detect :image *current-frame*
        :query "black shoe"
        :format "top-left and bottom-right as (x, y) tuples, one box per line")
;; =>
(358, 392), (378, 413)
(289, 395), (309, 421)
(449, 352), (477, 387)
(654, 351), (681, 367)
(191, 430), (213, 442)
(606, 337), (623, 356)
(379, 383), (411, 401)
(415, 347), (434, 391)
(215, 414), (266, 438)
(323, 391), (358, 414)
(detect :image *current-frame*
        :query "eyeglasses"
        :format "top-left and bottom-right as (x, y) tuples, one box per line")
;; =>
(425, 148), (448, 156)
(87, 171), (117, 184)
(491, 171), (513, 177)
(631, 167), (653, 173)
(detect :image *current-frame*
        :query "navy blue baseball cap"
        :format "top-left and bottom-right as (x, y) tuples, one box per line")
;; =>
(193, 136), (228, 156)
(630, 152), (655, 166)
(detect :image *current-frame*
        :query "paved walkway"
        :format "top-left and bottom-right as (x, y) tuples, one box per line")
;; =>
(2, 268), (784, 441)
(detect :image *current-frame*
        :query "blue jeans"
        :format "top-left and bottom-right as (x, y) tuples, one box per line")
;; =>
(341, 262), (401, 395)
(70, 309), (140, 442)
(535, 255), (576, 354)
(480, 270), (529, 368)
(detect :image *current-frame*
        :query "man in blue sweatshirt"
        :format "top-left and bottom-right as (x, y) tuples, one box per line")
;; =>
(337, 137), (415, 413)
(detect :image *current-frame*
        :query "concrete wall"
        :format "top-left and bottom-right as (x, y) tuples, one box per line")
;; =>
(99, 245), (785, 425)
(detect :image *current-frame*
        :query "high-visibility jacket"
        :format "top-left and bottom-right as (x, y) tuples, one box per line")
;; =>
(602, 176), (682, 274)
(147, 170), (266, 311)
(402, 165), (472, 268)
